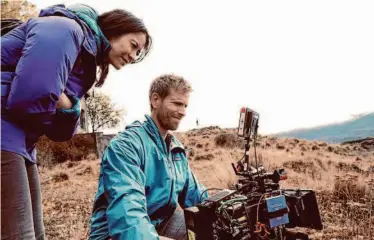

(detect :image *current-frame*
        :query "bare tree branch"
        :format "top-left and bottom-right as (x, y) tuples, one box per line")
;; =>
(85, 89), (125, 133)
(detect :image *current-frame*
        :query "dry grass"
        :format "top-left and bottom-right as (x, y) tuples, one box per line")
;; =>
(41, 160), (100, 239)
(40, 128), (374, 239)
(316, 176), (374, 239)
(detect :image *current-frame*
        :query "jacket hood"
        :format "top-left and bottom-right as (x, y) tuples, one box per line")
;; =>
(39, 4), (111, 61)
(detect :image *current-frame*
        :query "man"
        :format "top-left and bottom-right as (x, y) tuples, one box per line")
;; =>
(89, 74), (208, 240)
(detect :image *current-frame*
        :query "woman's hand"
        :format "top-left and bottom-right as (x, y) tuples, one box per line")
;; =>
(56, 93), (73, 109)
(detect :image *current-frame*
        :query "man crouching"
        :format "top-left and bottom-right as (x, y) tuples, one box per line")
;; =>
(89, 74), (208, 240)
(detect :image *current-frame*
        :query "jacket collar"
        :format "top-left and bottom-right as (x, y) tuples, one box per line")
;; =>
(67, 4), (111, 63)
(142, 115), (185, 154)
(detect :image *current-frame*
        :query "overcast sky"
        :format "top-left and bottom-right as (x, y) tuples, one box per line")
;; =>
(30, 0), (374, 134)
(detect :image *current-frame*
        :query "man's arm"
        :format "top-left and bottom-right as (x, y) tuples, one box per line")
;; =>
(101, 131), (159, 240)
(178, 161), (209, 208)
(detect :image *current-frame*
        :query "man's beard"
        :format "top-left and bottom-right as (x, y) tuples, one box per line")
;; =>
(156, 108), (178, 131)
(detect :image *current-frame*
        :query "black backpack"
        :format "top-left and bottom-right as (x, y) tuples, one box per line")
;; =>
(1, 18), (23, 36)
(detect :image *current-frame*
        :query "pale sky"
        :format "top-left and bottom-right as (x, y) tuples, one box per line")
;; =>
(30, 0), (374, 134)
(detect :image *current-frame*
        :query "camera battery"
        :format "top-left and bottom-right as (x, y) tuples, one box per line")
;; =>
(266, 195), (289, 228)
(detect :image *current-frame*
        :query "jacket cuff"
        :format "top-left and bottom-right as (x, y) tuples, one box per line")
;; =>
(55, 95), (81, 119)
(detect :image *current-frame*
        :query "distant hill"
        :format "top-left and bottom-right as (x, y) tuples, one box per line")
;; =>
(275, 112), (374, 143)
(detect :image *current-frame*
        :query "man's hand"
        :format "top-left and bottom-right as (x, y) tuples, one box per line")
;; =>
(159, 237), (175, 240)
(56, 93), (73, 109)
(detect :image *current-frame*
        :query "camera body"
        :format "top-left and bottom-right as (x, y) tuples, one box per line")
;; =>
(184, 107), (323, 240)
(185, 189), (323, 240)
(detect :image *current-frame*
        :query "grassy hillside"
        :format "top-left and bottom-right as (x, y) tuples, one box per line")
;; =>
(39, 127), (374, 239)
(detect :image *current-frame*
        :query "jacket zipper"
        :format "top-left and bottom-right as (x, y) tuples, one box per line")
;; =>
(166, 154), (175, 208)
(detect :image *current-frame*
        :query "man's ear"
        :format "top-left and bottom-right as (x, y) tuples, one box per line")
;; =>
(151, 93), (161, 110)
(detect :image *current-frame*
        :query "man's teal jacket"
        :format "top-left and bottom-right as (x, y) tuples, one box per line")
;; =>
(89, 115), (208, 239)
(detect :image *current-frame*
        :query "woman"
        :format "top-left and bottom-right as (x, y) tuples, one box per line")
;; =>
(1, 3), (152, 239)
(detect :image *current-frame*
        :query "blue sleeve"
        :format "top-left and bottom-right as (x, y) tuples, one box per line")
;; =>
(5, 17), (84, 122)
(45, 95), (81, 142)
(179, 162), (209, 208)
(102, 132), (159, 240)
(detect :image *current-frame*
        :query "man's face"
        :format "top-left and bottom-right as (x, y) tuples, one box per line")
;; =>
(153, 88), (190, 131)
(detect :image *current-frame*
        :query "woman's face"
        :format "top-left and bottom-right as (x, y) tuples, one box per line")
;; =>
(108, 32), (147, 70)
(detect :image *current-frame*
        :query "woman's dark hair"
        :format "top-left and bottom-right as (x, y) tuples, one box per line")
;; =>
(96, 9), (152, 87)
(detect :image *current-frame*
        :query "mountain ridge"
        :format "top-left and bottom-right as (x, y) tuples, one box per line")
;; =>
(274, 112), (374, 143)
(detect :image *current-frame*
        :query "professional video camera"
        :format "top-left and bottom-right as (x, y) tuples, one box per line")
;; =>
(184, 107), (323, 240)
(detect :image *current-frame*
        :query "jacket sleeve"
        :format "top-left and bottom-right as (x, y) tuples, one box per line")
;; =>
(5, 17), (84, 123)
(179, 161), (209, 209)
(102, 132), (160, 240)
(45, 95), (81, 142)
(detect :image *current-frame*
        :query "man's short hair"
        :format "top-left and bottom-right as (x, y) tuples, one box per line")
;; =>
(149, 74), (192, 110)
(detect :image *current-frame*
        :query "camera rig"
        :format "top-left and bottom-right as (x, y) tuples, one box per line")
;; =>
(184, 107), (323, 240)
